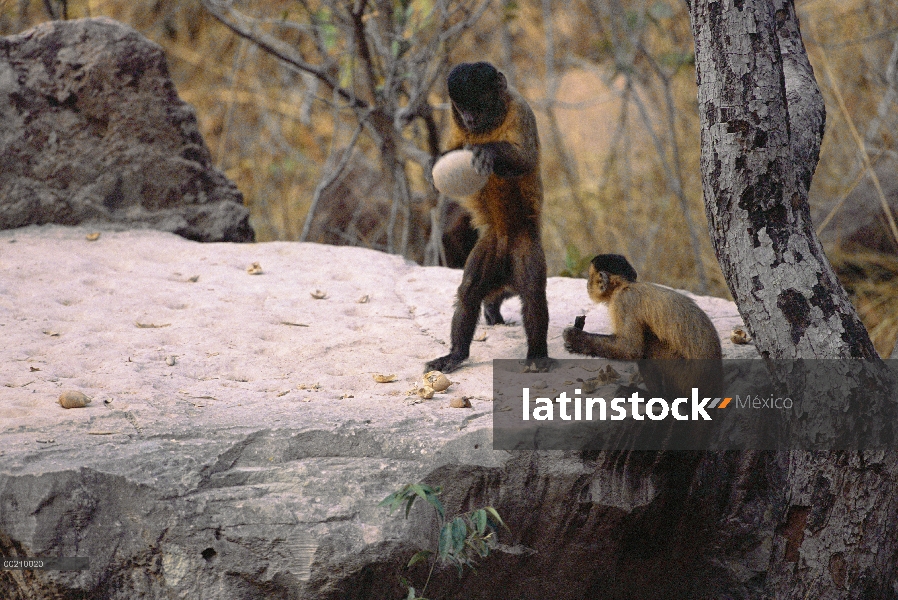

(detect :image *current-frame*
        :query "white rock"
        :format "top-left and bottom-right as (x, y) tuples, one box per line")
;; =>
(432, 149), (489, 197)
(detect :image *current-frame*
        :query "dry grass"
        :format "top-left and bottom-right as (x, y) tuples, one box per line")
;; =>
(831, 250), (898, 357)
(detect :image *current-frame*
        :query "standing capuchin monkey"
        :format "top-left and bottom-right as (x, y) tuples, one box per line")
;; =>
(426, 62), (551, 373)
(563, 254), (723, 398)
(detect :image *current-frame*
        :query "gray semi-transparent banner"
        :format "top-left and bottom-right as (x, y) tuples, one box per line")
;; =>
(1, 557), (90, 571)
(492, 359), (898, 451)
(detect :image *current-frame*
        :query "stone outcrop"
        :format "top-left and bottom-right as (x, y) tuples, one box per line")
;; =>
(0, 18), (253, 242)
(0, 227), (759, 599)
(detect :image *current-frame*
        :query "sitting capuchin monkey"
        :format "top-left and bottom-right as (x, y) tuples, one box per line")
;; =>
(563, 254), (723, 398)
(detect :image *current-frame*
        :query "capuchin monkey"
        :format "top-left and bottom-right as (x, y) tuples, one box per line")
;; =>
(563, 254), (723, 398)
(426, 62), (551, 374)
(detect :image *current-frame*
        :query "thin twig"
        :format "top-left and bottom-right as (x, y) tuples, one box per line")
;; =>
(300, 114), (368, 242)
(216, 38), (248, 169)
(203, 0), (368, 110)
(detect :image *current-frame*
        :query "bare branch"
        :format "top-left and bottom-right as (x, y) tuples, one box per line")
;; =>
(300, 115), (369, 242)
(202, 0), (369, 110)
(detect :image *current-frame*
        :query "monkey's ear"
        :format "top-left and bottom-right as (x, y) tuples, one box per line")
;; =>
(496, 71), (507, 92)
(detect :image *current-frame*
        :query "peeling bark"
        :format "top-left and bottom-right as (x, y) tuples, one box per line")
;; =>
(688, 0), (875, 360)
(688, 2), (898, 598)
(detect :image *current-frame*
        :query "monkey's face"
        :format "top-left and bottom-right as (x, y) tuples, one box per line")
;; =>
(587, 264), (632, 304)
(587, 264), (614, 304)
(447, 62), (508, 134)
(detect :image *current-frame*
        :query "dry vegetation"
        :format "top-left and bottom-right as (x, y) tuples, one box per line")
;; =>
(2, 0), (896, 355)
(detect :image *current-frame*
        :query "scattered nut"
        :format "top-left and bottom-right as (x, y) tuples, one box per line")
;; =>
(731, 328), (752, 345)
(424, 371), (451, 392)
(373, 373), (397, 383)
(247, 262), (263, 275)
(417, 386), (435, 399)
(597, 364), (619, 382)
(310, 289), (328, 300)
(450, 396), (472, 408)
(165, 355), (177, 366)
(581, 378), (601, 394)
(58, 390), (91, 409)
(85, 232), (101, 241)
(473, 331), (488, 342)
(357, 295), (370, 304)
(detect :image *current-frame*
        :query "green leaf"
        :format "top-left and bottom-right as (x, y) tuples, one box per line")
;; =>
(407, 550), (433, 568)
(438, 522), (453, 558)
(379, 491), (401, 510)
(451, 517), (467, 554)
(468, 536), (489, 558)
(472, 509), (487, 536)
(423, 492), (445, 521)
(409, 484), (445, 521)
(405, 484), (428, 517)
(485, 507), (508, 531)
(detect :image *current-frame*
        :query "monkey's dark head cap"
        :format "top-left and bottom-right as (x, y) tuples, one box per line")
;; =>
(591, 254), (638, 281)
(448, 62), (500, 101)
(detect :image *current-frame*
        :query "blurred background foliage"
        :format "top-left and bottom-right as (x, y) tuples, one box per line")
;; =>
(2, 0), (897, 356)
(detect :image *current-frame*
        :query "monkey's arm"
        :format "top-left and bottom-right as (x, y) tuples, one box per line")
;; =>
(470, 103), (539, 177)
(562, 311), (645, 360)
(471, 141), (536, 177)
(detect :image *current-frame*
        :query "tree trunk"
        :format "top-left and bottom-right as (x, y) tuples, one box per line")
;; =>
(687, 1), (898, 597)
(688, 0), (874, 361)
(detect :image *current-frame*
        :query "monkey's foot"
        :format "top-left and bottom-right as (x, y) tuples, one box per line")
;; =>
(425, 354), (467, 374)
(522, 357), (557, 373)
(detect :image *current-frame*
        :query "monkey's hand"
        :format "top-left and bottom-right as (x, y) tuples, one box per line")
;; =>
(563, 326), (588, 355)
(470, 141), (534, 177)
(573, 315), (586, 330)
(469, 143), (496, 176)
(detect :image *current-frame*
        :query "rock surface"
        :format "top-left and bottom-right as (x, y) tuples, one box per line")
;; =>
(0, 226), (756, 599)
(0, 19), (253, 243)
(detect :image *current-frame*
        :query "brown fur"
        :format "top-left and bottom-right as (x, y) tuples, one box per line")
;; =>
(564, 256), (722, 397)
(426, 63), (550, 373)
(443, 87), (543, 237)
